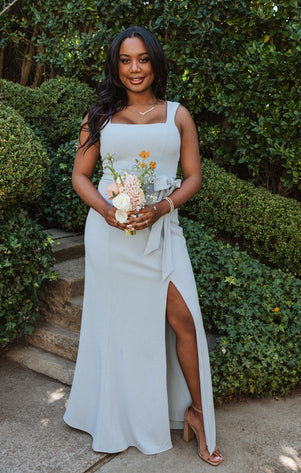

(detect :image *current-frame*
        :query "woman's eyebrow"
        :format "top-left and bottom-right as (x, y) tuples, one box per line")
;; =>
(119, 52), (149, 57)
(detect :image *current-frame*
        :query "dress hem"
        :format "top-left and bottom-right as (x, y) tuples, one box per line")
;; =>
(64, 416), (173, 456)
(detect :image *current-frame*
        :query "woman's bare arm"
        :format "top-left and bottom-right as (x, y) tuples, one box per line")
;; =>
(72, 120), (119, 227)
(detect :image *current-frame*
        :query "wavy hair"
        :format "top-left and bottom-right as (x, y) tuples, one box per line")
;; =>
(81, 26), (167, 151)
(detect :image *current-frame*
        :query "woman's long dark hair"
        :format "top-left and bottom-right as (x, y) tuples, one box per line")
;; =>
(81, 26), (167, 151)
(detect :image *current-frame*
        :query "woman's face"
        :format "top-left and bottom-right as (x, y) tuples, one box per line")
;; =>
(118, 36), (155, 96)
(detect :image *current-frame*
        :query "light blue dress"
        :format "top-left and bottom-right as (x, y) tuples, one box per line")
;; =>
(64, 101), (216, 455)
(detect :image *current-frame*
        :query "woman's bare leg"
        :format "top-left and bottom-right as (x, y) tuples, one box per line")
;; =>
(166, 282), (222, 462)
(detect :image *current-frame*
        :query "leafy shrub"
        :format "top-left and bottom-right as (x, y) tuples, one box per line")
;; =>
(39, 77), (97, 143)
(2, 0), (300, 194)
(0, 209), (55, 346)
(0, 104), (49, 213)
(40, 140), (102, 231)
(181, 216), (301, 401)
(183, 158), (301, 277)
(0, 77), (96, 146)
(158, 1), (301, 195)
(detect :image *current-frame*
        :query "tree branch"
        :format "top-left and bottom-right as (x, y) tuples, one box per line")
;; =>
(0, 0), (19, 18)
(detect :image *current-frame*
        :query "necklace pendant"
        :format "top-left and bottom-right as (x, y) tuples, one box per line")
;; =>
(139, 107), (155, 116)
(128, 103), (157, 116)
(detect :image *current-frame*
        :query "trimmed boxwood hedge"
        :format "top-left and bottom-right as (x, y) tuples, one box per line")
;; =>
(0, 104), (49, 213)
(181, 216), (301, 401)
(0, 77), (96, 146)
(182, 158), (301, 277)
(0, 209), (55, 346)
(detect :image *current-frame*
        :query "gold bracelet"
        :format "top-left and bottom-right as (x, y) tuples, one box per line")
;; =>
(163, 196), (174, 213)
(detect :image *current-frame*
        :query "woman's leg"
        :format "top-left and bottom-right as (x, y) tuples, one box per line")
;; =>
(166, 282), (222, 462)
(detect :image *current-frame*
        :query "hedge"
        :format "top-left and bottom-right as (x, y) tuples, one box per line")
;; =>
(0, 104), (49, 213)
(39, 140), (103, 231)
(0, 209), (55, 346)
(0, 77), (96, 146)
(182, 158), (301, 277)
(181, 216), (301, 401)
(1, 0), (300, 195)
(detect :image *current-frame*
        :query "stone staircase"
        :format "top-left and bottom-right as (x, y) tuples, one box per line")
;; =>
(6, 229), (85, 385)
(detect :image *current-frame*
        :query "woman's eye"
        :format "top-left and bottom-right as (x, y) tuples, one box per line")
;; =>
(120, 59), (130, 64)
(140, 57), (149, 63)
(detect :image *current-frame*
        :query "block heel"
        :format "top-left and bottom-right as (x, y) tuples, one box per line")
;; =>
(183, 404), (224, 467)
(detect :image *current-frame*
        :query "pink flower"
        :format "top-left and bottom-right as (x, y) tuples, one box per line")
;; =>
(106, 181), (121, 199)
(124, 174), (145, 211)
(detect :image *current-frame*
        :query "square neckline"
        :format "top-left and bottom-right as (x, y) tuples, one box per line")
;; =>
(110, 101), (170, 126)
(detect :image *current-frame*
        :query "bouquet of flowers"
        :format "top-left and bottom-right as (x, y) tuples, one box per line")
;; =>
(105, 151), (157, 234)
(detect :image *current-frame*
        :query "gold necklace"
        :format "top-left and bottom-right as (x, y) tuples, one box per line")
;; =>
(127, 103), (158, 116)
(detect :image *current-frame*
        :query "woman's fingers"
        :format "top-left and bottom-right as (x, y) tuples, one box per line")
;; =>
(128, 206), (157, 227)
(105, 205), (158, 231)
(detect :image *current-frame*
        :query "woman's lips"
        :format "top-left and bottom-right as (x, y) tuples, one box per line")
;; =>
(129, 77), (144, 84)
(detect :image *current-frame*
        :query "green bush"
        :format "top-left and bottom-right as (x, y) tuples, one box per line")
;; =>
(181, 216), (301, 401)
(0, 77), (96, 146)
(0, 209), (55, 346)
(40, 140), (102, 231)
(183, 158), (301, 277)
(159, 1), (301, 195)
(39, 77), (97, 143)
(0, 104), (49, 213)
(2, 0), (300, 194)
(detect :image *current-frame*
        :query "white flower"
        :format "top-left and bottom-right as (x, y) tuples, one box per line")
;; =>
(115, 209), (128, 223)
(112, 192), (131, 212)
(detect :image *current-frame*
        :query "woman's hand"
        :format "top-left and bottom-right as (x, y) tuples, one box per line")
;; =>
(106, 200), (170, 232)
(104, 205), (129, 231)
(127, 204), (162, 231)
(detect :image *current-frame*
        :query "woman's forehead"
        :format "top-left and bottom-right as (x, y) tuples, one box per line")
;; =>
(119, 36), (148, 56)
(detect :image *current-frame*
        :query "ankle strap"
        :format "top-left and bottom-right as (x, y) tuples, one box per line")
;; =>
(192, 404), (203, 414)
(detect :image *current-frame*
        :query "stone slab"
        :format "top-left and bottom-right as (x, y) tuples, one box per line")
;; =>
(97, 391), (301, 473)
(1, 356), (300, 473)
(26, 322), (79, 362)
(6, 345), (75, 385)
(42, 257), (85, 302)
(41, 295), (83, 332)
(0, 358), (111, 473)
(44, 228), (80, 239)
(53, 235), (85, 263)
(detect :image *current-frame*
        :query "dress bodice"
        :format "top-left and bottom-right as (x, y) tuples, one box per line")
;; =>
(100, 101), (181, 178)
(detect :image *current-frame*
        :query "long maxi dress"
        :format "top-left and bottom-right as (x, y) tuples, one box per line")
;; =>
(64, 101), (216, 455)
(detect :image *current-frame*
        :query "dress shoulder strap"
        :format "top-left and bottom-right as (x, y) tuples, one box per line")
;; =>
(166, 101), (180, 124)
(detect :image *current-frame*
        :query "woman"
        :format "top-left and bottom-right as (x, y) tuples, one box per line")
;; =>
(64, 26), (223, 467)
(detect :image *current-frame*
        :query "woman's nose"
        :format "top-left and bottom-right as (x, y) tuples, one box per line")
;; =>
(130, 60), (140, 72)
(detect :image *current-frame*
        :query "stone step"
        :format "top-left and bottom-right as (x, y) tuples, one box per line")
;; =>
(26, 322), (79, 362)
(42, 256), (85, 305)
(45, 229), (84, 263)
(41, 293), (83, 332)
(6, 346), (75, 385)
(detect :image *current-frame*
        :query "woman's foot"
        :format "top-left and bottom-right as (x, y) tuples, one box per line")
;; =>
(183, 404), (223, 466)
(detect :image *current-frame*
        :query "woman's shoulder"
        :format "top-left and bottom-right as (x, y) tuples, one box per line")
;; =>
(172, 103), (193, 121)
(172, 103), (196, 135)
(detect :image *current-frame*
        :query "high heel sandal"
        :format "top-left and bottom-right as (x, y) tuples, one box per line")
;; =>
(183, 404), (224, 467)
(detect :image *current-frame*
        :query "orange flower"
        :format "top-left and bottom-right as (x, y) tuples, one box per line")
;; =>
(139, 150), (150, 160)
(272, 307), (280, 312)
(138, 162), (146, 168)
(149, 161), (156, 169)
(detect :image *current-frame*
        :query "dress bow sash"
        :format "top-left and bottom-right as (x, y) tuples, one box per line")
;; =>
(144, 176), (181, 280)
